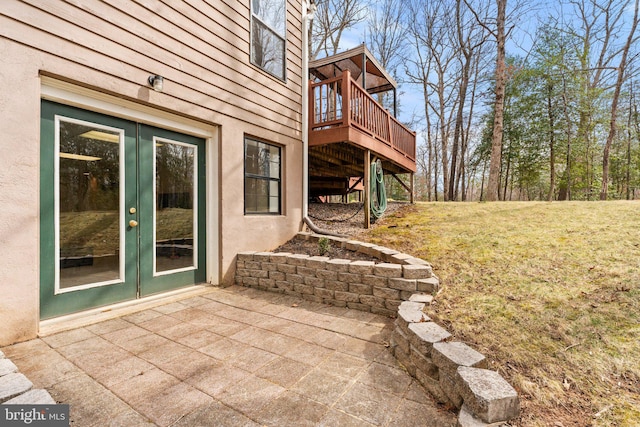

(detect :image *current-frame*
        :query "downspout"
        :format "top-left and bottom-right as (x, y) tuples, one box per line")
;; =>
(301, 0), (346, 238)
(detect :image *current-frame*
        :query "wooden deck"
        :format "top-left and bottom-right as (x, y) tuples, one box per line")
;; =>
(309, 69), (416, 176)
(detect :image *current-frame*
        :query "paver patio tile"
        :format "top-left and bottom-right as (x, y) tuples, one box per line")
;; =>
(1, 339), (51, 360)
(109, 368), (180, 405)
(137, 340), (193, 365)
(176, 295), (211, 307)
(153, 350), (218, 380)
(216, 305), (272, 325)
(168, 307), (217, 326)
(48, 372), (111, 404)
(282, 341), (334, 366)
(11, 348), (81, 389)
(114, 332), (170, 354)
(228, 345), (279, 372)
(121, 309), (163, 324)
(152, 301), (189, 314)
(249, 331), (305, 356)
(101, 325), (150, 345)
(104, 409), (156, 426)
(291, 368), (355, 406)
(278, 307), (335, 328)
(185, 362), (251, 397)
(41, 327), (96, 348)
(386, 396), (457, 427)
(254, 390), (330, 427)
(195, 299), (230, 313)
(175, 329), (223, 349)
(357, 361), (413, 396)
(130, 382), (213, 427)
(68, 387), (134, 427)
(216, 374), (286, 418)
(334, 382), (402, 426)
(277, 322), (323, 342)
(308, 329), (350, 349)
(172, 400), (261, 427)
(326, 317), (366, 336)
(311, 304), (350, 317)
(204, 316), (248, 337)
(316, 351), (370, 378)
(338, 337), (386, 360)
(258, 316), (298, 333)
(198, 337), (250, 361)
(156, 321), (205, 340)
(92, 355), (155, 388)
(137, 314), (184, 332)
(340, 308), (380, 323)
(255, 356), (314, 387)
(373, 347), (401, 367)
(252, 300), (292, 316)
(56, 336), (114, 360)
(69, 346), (132, 378)
(85, 318), (132, 335)
(404, 379), (434, 404)
(318, 409), (377, 427)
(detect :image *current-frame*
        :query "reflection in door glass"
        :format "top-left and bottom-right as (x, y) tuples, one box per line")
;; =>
(155, 140), (196, 273)
(58, 120), (122, 289)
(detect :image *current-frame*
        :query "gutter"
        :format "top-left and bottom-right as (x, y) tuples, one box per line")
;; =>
(301, 0), (345, 238)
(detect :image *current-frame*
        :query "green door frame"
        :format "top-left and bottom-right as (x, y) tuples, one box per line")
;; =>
(40, 101), (205, 319)
(138, 124), (206, 296)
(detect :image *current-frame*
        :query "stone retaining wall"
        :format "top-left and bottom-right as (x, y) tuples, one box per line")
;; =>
(392, 299), (520, 426)
(235, 233), (440, 317)
(234, 232), (520, 426)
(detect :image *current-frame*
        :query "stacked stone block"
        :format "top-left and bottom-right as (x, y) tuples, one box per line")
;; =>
(391, 300), (520, 426)
(235, 233), (438, 315)
(0, 350), (55, 404)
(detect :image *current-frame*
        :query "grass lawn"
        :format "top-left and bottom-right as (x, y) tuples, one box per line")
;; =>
(362, 201), (640, 426)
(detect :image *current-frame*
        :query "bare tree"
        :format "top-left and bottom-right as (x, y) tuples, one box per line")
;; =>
(406, 0), (459, 200)
(484, 0), (508, 201)
(601, 0), (639, 199)
(310, 0), (368, 59)
(366, 0), (406, 111)
(448, 1), (490, 200)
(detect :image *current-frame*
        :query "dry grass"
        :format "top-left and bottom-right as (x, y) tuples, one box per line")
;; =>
(362, 201), (640, 426)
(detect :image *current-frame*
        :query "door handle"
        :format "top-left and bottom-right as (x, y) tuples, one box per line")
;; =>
(129, 220), (138, 228)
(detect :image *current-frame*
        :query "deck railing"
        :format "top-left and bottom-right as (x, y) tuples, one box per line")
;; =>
(310, 70), (416, 162)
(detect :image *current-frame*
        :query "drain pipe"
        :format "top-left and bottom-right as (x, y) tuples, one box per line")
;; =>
(301, 0), (345, 238)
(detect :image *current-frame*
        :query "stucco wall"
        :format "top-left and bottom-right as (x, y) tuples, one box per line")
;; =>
(0, 43), (41, 345)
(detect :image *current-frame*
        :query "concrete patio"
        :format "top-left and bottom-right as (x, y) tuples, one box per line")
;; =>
(2, 286), (456, 426)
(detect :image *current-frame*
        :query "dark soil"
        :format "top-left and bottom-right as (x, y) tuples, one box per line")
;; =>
(274, 239), (380, 262)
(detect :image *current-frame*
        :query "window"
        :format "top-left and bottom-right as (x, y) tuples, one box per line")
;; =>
(251, 0), (286, 80)
(244, 138), (281, 214)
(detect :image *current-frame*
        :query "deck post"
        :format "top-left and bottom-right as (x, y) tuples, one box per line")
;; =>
(343, 70), (351, 127)
(364, 149), (371, 229)
(410, 172), (415, 204)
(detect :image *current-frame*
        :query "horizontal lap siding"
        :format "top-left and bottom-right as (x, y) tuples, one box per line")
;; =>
(1, 0), (302, 137)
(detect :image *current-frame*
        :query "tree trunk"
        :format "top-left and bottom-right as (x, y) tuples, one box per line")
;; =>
(601, 0), (639, 200)
(486, 0), (507, 202)
(547, 83), (556, 201)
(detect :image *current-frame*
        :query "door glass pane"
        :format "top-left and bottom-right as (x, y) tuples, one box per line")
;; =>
(155, 140), (196, 273)
(58, 120), (122, 289)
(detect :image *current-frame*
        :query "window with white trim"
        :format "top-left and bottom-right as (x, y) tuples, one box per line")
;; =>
(251, 0), (287, 80)
(244, 137), (282, 214)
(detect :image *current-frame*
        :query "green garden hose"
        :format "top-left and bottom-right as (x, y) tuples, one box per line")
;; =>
(370, 160), (387, 219)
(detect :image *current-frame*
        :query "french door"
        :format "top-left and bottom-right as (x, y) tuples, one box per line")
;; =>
(40, 101), (205, 319)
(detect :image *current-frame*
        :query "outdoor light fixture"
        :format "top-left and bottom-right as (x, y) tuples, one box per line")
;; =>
(148, 74), (164, 92)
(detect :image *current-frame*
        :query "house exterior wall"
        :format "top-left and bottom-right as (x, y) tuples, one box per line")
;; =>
(0, 0), (304, 345)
